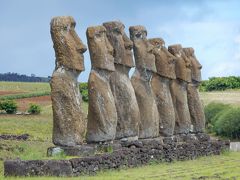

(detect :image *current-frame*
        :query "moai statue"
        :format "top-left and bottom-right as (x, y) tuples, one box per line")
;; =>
(86, 25), (117, 143)
(103, 21), (140, 141)
(50, 16), (87, 146)
(129, 26), (159, 139)
(149, 38), (176, 137)
(168, 44), (192, 134)
(183, 47), (205, 133)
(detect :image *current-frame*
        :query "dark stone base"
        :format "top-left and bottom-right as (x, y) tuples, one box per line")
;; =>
(47, 143), (122, 157)
(47, 134), (209, 157)
(0, 134), (29, 141)
(4, 134), (229, 177)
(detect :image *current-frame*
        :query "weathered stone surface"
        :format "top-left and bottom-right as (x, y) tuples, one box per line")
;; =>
(0, 134), (29, 141)
(183, 47), (202, 82)
(50, 16), (86, 71)
(129, 26), (159, 139)
(195, 133), (210, 142)
(151, 75), (175, 136)
(103, 21), (140, 140)
(187, 83), (205, 132)
(47, 145), (95, 157)
(230, 142), (240, 152)
(131, 70), (159, 139)
(170, 79), (192, 134)
(5, 137), (229, 177)
(50, 16), (87, 146)
(168, 44), (191, 83)
(86, 26), (115, 71)
(47, 143), (122, 157)
(149, 38), (176, 136)
(109, 65), (140, 139)
(168, 44), (192, 134)
(4, 159), (72, 176)
(86, 25), (117, 143)
(103, 21), (135, 67)
(149, 38), (176, 79)
(129, 26), (156, 72)
(183, 47), (205, 133)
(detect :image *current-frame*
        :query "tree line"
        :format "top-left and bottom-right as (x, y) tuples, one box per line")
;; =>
(0, 72), (50, 82)
(200, 76), (240, 91)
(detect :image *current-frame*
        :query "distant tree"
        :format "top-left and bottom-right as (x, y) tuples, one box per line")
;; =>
(0, 72), (50, 82)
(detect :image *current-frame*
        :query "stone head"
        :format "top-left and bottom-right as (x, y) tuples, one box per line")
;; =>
(50, 16), (87, 72)
(86, 25), (115, 72)
(183, 47), (202, 82)
(129, 26), (156, 72)
(168, 44), (191, 82)
(149, 38), (176, 79)
(103, 21), (134, 68)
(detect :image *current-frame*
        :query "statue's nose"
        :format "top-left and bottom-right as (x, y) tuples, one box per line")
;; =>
(147, 42), (154, 53)
(79, 44), (87, 53)
(124, 34), (133, 50)
(78, 44), (87, 54)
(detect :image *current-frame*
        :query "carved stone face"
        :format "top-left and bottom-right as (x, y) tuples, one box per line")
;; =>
(86, 25), (115, 72)
(129, 26), (156, 72)
(168, 44), (191, 82)
(50, 16), (87, 71)
(149, 38), (176, 79)
(103, 21), (134, 68)
(183, 48), (202, 82)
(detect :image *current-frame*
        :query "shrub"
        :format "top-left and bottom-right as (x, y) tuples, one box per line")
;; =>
(28, 103), (41, 114)
(79, 82), (88, 102)
(81, 90), (88, 102)
(204, 102), (230, 129)
(202, 76), (240, 91)
(214, 107), (240, 139)
(0, 100), (17, 114)
(199, 80), (208, 92)
(0, 91), (50, 100)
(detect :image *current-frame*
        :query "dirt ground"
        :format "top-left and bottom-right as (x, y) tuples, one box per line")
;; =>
(0, 90), (25, 96)
(15, 96), (51, 112)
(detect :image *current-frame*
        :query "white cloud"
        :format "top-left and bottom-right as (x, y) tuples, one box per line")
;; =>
(155, 21), (240, 79)
(209, 61), (240, 77)
(233, 34), (240, 60)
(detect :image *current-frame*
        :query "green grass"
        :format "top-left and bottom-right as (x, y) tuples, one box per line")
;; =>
(0, 105), (53, 141)
(0, 81), (51, 100)
(1, 152), (240, 179)
(0, 82), (240, 179)
(0, 91), (50, 100)
(200, 90), (240, 106)
(0, 81), (50, 93)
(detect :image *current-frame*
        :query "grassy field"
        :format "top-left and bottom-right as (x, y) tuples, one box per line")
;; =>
(0, 81), (240, 179)
(0, 81), (50, 100)
(200, 90), (240, 106)
(0, 81), (50, 92)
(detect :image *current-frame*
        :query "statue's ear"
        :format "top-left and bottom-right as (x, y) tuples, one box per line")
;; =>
(86, 27), (96, 39)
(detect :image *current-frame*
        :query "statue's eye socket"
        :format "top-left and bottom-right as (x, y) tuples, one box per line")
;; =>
(135, 33), (142, 38)
(95, 33), (101, 38)
(114, 28), (121, 34)
(71, 22), (76, 28)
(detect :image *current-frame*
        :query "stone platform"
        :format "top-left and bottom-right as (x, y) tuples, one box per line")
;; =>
(4, 134), (230, 177)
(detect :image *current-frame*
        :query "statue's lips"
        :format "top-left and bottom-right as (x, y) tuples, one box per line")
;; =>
(147, 53), (155, 61)
(76, 53), (84, 59)
(125, 49), (133, 56)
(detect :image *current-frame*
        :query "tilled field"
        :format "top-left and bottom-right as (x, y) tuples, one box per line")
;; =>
(15, 95), (51, 111)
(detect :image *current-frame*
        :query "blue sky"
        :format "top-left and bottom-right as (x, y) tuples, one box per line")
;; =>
(0, 0), (240, 82)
